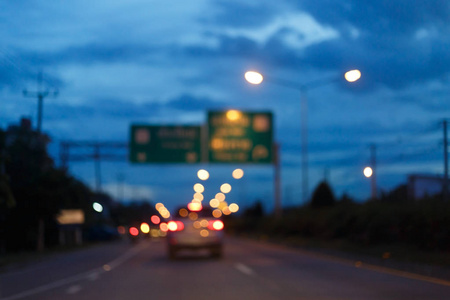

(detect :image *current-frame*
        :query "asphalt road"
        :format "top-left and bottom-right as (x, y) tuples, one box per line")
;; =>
(1, 237), (449, 300)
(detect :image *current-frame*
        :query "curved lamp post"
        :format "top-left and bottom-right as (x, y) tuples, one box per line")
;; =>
(245, 69), (361, 204)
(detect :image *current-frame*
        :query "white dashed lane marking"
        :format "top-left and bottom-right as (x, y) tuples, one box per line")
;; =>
(66, 285), (82, 294)
(235, 263), (255, 276)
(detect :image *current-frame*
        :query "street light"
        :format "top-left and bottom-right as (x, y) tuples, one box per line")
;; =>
(245, 69), (361, 204)
(363, 166), (373, 178)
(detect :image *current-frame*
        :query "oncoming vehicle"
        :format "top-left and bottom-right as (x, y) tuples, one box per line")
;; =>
(167, 203), (224, 259)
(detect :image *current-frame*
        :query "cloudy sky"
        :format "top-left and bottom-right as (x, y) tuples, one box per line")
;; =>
(1, 0), (449, 212)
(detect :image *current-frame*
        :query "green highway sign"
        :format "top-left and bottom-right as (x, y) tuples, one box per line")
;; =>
(208, 110), (273, 163)
(129, 125), (202, 163)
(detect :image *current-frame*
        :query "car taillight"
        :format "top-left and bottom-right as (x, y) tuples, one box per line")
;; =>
(168, 220), (185, 231)
(208, 220), (224, 231)
(129, 227), (139, 236)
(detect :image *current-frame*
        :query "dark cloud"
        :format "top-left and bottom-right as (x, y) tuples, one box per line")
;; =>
(25, 43), (158, 66)
(184, 34), (260, 58)
(296, 0), (450, 89)
(45, 93), (224, 122)
(1, 43), (154, 90)
(167, 94), (224, 111)
(45, 98), (160, 121)
(0, 62), (63, 92)
(197, 1), (450, 91)
(0, 49), (37, 90)
(204, 1), (280, 28)
(297, 0), (450, 35)
(396, 87), (450, 112)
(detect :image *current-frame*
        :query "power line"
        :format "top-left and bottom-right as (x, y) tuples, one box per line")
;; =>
(60, 140), (128, 192)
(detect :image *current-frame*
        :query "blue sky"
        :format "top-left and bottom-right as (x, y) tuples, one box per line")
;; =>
(1, 0), (449, 212)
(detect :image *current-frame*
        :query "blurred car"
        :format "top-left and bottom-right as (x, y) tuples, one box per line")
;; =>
(85, 224), (121, 241)
(167, 203), (224, 259)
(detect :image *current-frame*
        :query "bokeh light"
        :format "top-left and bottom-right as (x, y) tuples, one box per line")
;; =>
(344, 69), (362, 82)
(151, 215), (161, 224)
(212, 209), (222, 218)
(93, 202), (103, 213)
(245, 71), (264, 85)
(210, 220), (224, 230)
(193, 192), (204, 201)
(222, 206), (231, 215)
(232, 168), (244, 179)
(193, 183), (205, 193)
(193, 221), (202, 229)
(226, 110), (242, 121)
(179, 208), (189, 217)
(189, 212), (198, 220)
(188, 202), (202, 212)
(140, 223), (150, 234)
(197, 169), (210, 180)
(215, 193), (226, 202)
(129, 227), (139, 236)
(200, 219), (209, 227)
(220, 183), (232, 193)
(364, 167), (373, 178)
(229, 203), (239, 213)
(160, 222), (168, 232)
(117, 226), (126, 235)
(168, 221), (178, 231)
(210, 198), (219, 208)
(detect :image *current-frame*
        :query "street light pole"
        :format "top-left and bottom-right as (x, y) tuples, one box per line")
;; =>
(370, 144), (377, 200)
(300, 87), (308, 203)
(245, 69), (361, 205)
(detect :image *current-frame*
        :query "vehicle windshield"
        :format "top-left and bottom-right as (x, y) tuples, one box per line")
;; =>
(2, 1), (449, 299)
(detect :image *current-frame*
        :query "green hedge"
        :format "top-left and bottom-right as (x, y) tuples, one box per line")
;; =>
(229, 199), (450, 251)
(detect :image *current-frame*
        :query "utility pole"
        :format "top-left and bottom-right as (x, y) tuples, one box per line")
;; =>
(370, 144), (377, 200)
(117, 173), (125, 202)
(23, 72), (57, 252)
(23, 72), (57, 134)
(94, 143), (101, 192)
(443, 120), (448, 201)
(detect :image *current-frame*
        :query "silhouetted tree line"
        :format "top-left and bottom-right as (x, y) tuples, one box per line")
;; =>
(232, 180), (450, 252)
(0, 121), (156, 254)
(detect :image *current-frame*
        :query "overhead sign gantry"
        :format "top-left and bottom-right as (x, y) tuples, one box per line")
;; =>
(207, 110), (273, 163)
(129, 110), (273, 164)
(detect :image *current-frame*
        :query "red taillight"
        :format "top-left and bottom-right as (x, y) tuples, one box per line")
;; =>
(168, 220), (185, 231)
(176, 221), (185, 231)
(208, 220), (224, 231)
(129, 227), (139, 236)
(160, 222), (168, 232)
(151, 215), (161, 224)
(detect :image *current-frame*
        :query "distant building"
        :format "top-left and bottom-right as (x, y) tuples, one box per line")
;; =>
(407, 174), (447, 200)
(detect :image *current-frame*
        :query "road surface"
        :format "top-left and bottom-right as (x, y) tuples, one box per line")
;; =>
(1, 237), (449, 300)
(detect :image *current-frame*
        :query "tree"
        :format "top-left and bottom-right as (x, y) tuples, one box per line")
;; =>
(243, 200), (264, 218)
(310, 181), (336, 208)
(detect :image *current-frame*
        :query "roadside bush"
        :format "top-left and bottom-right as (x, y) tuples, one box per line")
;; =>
(230, 198), (450, 252)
